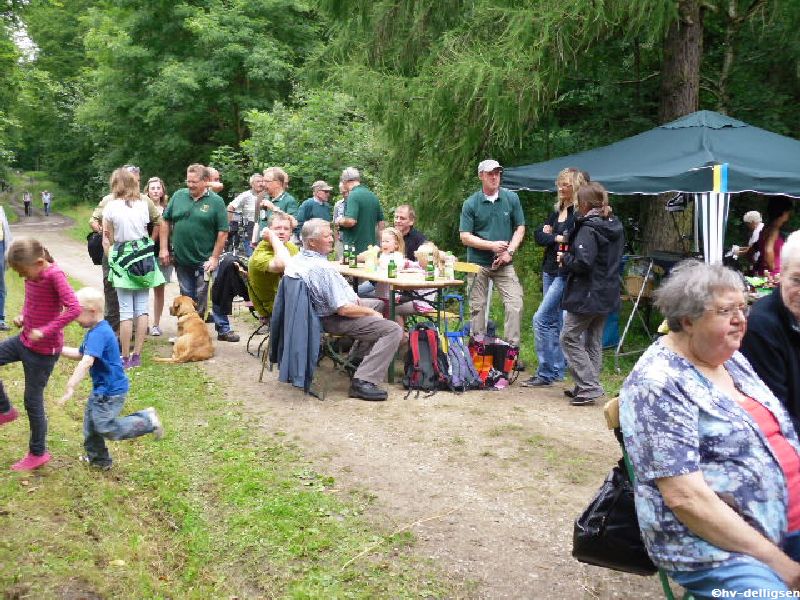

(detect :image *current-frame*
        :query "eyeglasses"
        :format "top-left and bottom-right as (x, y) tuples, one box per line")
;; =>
(706, 304), (750, 319)
(263, 178), (275, 183)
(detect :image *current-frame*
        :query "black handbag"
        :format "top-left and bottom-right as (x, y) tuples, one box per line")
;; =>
(572, 458), (657, 576)
(86, 231), (104, 265)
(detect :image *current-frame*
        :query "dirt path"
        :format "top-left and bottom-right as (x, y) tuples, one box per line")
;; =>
(9, 212), (667, 599)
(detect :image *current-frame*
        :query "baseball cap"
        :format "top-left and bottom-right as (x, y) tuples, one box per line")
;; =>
(312, 180), (333, 192)
(477, 159), (503, 174)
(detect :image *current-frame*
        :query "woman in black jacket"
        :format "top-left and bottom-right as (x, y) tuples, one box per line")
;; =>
(559, 182), (624, 405)
(523, 168), (585, 388)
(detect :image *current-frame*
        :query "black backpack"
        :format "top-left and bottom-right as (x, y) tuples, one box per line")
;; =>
(402, 321), (452, 397)
(86, 231), (104, 266)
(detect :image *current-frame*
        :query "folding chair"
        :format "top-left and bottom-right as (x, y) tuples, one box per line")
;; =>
(603, 398), (694, 600)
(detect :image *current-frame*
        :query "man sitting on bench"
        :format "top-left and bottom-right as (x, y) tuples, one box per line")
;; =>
(285, 218), (403, 401)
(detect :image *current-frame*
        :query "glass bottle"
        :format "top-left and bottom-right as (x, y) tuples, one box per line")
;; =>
(387, 258), (397, 278)
(348, 245), (358, 268)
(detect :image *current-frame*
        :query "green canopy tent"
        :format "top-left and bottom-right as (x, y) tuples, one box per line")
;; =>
(503, 110), (800, 263)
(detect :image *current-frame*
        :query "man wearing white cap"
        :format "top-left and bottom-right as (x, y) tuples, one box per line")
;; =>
(459, 159), (525, 345)
(296, 180), (333, 236)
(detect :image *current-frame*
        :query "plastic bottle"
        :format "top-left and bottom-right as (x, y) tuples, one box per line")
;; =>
(425, 253), (435, 281)
(387, 258), (397, 278)
(444, 252), (455, 280)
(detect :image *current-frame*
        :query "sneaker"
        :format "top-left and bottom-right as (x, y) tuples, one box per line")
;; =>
(570, 396), (597, 406)
(121, 356), (131, 369)
(0, 406), (19, 426)
(150, 325), (162, 336)
(144, 407), (164, 440)
(79, 455), (112, 470)
(563, 387), (577, 398)
(11, 451), (51, 471)
(521, 376), (552, 388)
(0, 322), (10, 331)
(128, 354), (141, 368)
(217, 331), (240, 342)
(348, 378), (388, 401)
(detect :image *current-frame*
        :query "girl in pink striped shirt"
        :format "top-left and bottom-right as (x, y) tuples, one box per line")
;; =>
(0, 237), (80, 471)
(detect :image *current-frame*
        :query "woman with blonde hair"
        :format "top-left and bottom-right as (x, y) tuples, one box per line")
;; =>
(102, 168), (164, 368)
(145, 176), (171, 336)
(523, 167), (586, 388)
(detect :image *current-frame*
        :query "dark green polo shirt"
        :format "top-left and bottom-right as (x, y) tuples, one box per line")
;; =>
(258, 191), (299, 234)
(296, 197), (332, 233)
(459, 187), (525, 266)
(163, 188), (228, 267)
(343, 184), (385, 252)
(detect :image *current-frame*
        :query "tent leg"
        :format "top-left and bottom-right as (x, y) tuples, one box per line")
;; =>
(615, 258), (654, 372)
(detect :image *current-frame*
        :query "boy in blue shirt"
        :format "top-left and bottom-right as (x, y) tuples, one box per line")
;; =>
(59, 287), (163, 469)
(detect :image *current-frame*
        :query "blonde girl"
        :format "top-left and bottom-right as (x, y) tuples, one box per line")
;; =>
(146, 176), (171, 336)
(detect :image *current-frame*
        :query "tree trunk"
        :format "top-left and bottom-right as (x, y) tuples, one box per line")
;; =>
(641, 0), (703, 256)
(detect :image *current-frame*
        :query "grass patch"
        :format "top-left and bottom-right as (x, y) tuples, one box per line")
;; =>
(58, 203), (96, 244)
(486, 424), (524, 438)
(0, 272), (459, 598)
(523, 434), (595, 485)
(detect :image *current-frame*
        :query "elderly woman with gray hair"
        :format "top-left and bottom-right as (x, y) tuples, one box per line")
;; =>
(620, 260), (800, 597)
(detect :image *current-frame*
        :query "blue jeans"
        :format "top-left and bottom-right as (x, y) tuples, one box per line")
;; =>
(0, 335), (59, 455)
(0, 239), (5, 322)
(175, 264), (210, 317)
(211, 304), (232, 334)
(83, 393), (154, 467)
(532, 273), (566, 382)
(670, 532), (800, 599)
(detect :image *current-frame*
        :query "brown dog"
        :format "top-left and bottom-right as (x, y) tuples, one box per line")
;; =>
(153, 295), (214, 363)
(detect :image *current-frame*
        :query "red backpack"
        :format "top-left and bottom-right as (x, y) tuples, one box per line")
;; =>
(402, 322), (452, 398)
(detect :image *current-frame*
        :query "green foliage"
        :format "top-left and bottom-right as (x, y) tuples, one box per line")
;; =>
(242, 87), (382, 194)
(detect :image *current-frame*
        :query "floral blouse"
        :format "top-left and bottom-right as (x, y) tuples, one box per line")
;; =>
(619, 337), (800, 572)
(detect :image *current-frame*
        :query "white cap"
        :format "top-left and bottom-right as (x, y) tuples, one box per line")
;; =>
(478, 159), (503, 174)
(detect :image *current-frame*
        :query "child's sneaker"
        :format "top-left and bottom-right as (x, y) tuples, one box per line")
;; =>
(121, 356), (130, 369)
(144, 407), (164, 440)
(79, 455), (112, 470)
(0, 406), (18, 426)
(11, 451), (51, 471)
(150, 325), (162, 336)
(129, 354), (141, 369)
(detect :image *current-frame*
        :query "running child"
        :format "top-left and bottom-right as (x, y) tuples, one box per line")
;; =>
(0, 237), (81, 471)
(58, 287), (163, 470)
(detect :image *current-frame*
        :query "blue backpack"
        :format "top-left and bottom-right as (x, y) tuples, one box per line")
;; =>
(446, 333), (483, 391)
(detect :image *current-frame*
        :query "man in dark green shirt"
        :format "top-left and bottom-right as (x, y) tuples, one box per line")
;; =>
(459, 159), (526, 345)
(254, 166), (298, 242)
(336, 167), (385, 253)
(160, 163), (229, 325)
(295, 180), (333, 236)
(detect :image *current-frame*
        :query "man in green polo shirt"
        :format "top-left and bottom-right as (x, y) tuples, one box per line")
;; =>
(160, 163), (229, 327)
(336, 166), (385, 253)
(295, 180), (333, 237)
(459, 159), (525, 345)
